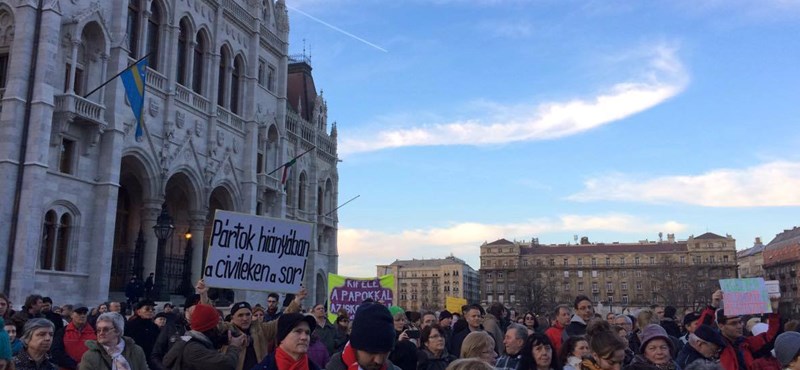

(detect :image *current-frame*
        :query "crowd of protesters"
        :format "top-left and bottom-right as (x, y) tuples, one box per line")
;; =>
(2, 283), (800, 370)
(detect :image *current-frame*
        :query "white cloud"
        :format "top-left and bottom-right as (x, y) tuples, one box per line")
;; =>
(568, 161), (800, 207)
(337, 214), (687, 277)
(340, 45), (689, 156)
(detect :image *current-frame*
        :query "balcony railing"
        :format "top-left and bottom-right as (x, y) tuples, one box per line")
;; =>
(54, 93), (106, 125)
(216, 106), (244, 132)
(146, 68), (166, 92)
(176, 84), (210, 113)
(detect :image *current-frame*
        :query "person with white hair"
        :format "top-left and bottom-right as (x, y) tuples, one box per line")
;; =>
(12, 318), (56, 370)
(79, 312), (148, 370)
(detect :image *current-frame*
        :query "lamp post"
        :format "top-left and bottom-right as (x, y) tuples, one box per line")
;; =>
(179, 230), (194, 298)
(153, 203), (174, 301)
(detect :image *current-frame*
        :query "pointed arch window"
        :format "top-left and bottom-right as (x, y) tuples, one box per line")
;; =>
(40, 210), (72, 271)
(231, 57), (243, 114)
(127, 0), (140, 58)
(146, 1), (161, 70)
(177, 19), (190, 86)
(192, 32), (206, 94)
(217, 47), (229, 107)
(298, 172), (307, 211)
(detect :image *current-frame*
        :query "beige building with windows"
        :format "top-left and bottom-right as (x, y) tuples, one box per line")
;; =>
(480, 233), (737, 314)
(377, 255), (480, 312)
(0, 0), (339, 306)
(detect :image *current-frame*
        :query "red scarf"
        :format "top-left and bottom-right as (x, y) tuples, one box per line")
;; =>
(275, 346), (310, 370)
(341, 342), (388, 370)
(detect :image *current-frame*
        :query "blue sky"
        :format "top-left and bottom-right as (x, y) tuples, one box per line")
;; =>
(286, 0), (800, 277)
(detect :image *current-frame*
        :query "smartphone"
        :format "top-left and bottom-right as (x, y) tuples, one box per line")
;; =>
(407, 329), (420, 339)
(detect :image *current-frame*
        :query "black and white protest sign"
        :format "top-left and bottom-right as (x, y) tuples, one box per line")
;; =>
(203, 210), (312, 293)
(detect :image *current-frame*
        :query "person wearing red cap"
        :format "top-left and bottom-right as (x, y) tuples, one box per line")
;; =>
(163, 303), (247, 370)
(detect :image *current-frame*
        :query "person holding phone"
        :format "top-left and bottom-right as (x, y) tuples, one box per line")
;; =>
(388, 307), (419, 370)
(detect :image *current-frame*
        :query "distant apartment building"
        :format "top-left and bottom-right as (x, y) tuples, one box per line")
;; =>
(377, 256), (480, 311)
(737, 238), (765, 278)
(763, 227), (800, 317)
(480, 233), (738, 314)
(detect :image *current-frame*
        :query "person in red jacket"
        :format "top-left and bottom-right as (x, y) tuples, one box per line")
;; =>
(51, 306), (96, 370)
(544, 305), (571, 356)
(698, 290), (780, 370)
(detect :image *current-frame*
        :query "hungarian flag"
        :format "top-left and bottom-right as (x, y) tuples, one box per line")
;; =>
(281, 158), (296, 188)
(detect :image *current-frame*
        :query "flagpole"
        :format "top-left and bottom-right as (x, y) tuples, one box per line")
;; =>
(83, 53), (152, 99)
(325, 195), (360, 217)
(267, 146), (316, 176)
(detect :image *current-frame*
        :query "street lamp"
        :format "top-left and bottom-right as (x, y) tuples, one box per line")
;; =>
(153, 202), (174, 301)
(179, 229), (194, 298)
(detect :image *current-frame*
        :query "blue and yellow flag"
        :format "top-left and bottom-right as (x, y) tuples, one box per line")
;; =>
(120, 58), (148, 139)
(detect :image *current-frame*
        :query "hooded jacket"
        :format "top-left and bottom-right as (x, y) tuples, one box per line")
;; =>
(545, 320), (566, 355)
(163, 330), (242, 370)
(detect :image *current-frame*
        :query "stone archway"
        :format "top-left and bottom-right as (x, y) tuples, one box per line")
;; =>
(205, 185), (236, 304)
(162, 172), (202, 295)
(111, 154), (155, 292)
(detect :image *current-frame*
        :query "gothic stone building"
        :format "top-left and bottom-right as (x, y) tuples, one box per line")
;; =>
(0, 0), (339, 307)
(480, 233), (737, 313)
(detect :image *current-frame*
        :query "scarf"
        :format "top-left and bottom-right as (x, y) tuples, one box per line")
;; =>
(103, 340), (132, 370)
(342, 342), (388, 370)
(631, 354), (676, 370)
(275, 346), (310, 370)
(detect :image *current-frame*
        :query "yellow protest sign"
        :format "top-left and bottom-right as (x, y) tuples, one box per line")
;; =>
(445, 296), (467, 314)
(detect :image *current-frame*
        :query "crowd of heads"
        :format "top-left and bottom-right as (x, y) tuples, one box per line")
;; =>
(2, 286), (800, 370)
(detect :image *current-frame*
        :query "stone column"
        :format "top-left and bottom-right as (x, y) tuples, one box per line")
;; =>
(67, 38), (80, 95)
(98, 53), (109, 102)
(141, 200), (162, 278)
(188, 211), (207, 284)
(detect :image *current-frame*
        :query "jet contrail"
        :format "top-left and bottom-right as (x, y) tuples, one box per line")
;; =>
(287, 5), (389, 53)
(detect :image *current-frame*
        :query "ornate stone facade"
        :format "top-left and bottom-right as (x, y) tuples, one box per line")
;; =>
(0, 0), (339, 307)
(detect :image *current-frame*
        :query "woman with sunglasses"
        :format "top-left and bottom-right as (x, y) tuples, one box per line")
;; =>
(523, 313), (540, 335)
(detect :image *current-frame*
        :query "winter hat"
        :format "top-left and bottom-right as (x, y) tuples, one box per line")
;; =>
(134, 300), (156, 311)
(190, 304), (220, 332)
(639, 324), (674, 353)
(683, 312), (701, 327)
(0, 318), (11, 361)
(388, 305), (404, 317)
(183, 294), (201, 310)
(350, 303), (396, 353)
(664, 306), (677, 319)
(230, 301), (252, 316)
(694, 325), (726, 348)
(439, 310), (453, 320)
(775, 331), (800, 367)
(277, 313), (317, 344)
(751, 323), (769, 336)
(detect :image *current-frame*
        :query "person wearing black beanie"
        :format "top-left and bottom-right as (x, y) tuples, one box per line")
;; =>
(326, 303), (402, 370)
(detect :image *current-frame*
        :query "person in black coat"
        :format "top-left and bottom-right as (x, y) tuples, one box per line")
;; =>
(565, 295), (593, 338)
(150, 294), (201, 370)
(660, 307), (682, 339)
(125, 300), (160, 369)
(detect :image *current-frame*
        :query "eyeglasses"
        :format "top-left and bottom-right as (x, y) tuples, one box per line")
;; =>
(96, 327), (115, 334)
